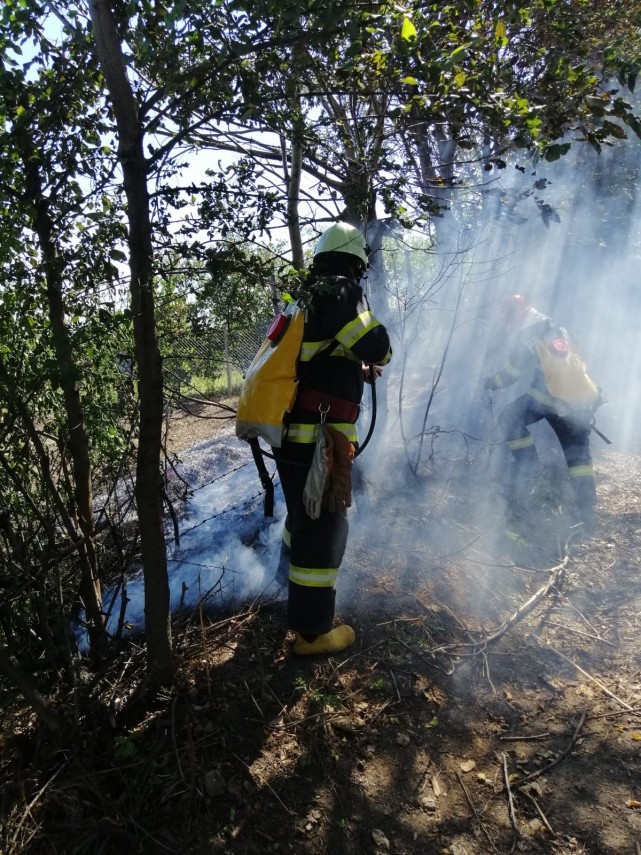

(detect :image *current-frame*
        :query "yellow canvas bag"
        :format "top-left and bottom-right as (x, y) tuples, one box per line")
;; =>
(534, 333), (599, 406)
(236, 300), (305, 448)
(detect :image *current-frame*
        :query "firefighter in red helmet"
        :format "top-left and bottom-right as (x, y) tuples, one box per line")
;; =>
(484, 295), (601, 529)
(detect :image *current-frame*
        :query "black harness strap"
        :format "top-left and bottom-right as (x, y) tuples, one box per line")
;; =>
(248, 437), (275, 516)
(591, 424), (612, 445)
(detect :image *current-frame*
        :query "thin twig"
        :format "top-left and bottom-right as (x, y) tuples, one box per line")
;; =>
(542, 619), (617, 647)
(482, 651), (496, 693)
(502, 753), (519, 852)
(389, 669), (402, 703)
(456, 771), (501, 854)
(128, 817), (178, 852)
(394, 635), (456, 675)
(367, 698), (394, 725)
(171, 696), (186, 785)
(323, 640), (387, 684)
(10, 765), (64, 848)
(197, 577), (211, 699)
(520, 789), (556, 837)
(262, 681), (290, 725)
(588, 707), (641, 720)
(413, 275), (466, 475)
(376, 616), (423, 626)
(499, 732), (551, 741)
(233, 753), (296, 816)
(244, 679), (265, 719)
(561, 598), (600, 637)
(416, 766), (431, 796)
(265, 710), (328, 730)
(534, 638), (634, 710)
(431, 600), (473, 635)
(514, 709), (587, 787)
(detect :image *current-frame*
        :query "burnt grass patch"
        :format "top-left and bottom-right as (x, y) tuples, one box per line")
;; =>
(1, 447), (641, 855)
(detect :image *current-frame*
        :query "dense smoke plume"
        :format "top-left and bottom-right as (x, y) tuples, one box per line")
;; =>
(102, 137), (641, 635)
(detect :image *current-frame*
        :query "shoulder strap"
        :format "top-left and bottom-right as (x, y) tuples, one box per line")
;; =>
(311, 338), (340, 362)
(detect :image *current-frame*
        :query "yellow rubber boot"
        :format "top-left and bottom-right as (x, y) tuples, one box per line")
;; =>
(293, 625), (356, 656)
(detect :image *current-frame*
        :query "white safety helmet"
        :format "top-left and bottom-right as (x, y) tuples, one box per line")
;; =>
(314, 222), (368, 268)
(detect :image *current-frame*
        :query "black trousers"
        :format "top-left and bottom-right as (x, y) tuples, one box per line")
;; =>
(273, 444), (349, 637)
(498, 395), (596, 511)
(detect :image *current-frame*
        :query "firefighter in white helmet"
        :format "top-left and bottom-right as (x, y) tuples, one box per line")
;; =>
(274, 222), (392, 655)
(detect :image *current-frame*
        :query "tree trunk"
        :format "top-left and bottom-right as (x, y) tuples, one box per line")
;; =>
(19, 135), (107, 661)
(283, 39), (305, 270)
(88, 0), (173, 686)
(284, 133), (304, 269)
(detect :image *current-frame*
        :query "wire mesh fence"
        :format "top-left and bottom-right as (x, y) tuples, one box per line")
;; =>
(160, 323), (267, 400)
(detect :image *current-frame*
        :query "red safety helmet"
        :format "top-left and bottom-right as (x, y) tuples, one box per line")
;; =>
(496, 294), (529, 327)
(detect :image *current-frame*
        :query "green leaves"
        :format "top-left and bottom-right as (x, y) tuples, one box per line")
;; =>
(494, 20), (508, 47)
(401, 17), (417, 42)
(542, 142), (571, 162)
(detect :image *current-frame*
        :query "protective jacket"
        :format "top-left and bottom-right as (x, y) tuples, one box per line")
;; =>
(285, 274), (392, 446)
(487, 317), (599, 417)
(486, 316), (599, 524)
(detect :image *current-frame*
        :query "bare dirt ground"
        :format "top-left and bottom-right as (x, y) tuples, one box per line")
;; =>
(2, 403), (641, 855)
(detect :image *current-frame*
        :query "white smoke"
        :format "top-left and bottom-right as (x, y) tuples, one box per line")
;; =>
(96, 134), (641, 642)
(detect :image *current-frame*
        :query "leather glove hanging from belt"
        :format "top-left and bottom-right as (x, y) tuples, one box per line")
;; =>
(322, 425), (355, 514)
(303, 424), (334, 520)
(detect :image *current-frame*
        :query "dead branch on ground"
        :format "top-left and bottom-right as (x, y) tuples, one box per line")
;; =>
(512, 709), (587, 788)
(427, 556), (569, 660)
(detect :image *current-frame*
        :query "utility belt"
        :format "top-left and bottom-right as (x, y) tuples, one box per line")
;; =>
(294, 386), (360, 423)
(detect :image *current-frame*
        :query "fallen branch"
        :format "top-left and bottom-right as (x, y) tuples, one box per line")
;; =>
(433, 557), (568, 656)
